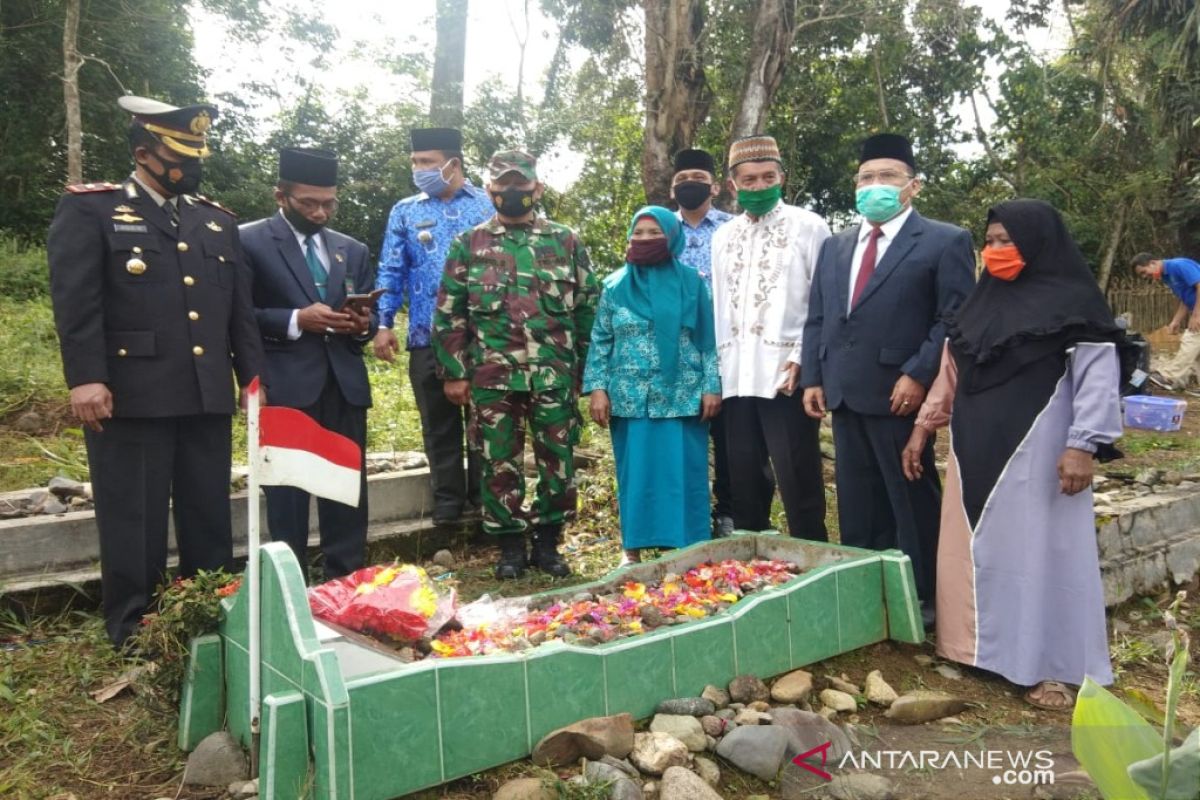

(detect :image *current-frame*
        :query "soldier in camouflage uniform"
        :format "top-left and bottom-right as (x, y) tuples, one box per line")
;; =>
(433, 150), (599, 579)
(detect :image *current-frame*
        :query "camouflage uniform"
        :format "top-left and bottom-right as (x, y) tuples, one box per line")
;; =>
(433, 212), (599, 537)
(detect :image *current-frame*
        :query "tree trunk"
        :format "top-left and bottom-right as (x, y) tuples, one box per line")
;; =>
(729, 0), (798, 140)
(1096, 200), (1128, 293)
(430, 0), (468, 128)
(63, 0), (83, 184)
(641, 0), (709, 205)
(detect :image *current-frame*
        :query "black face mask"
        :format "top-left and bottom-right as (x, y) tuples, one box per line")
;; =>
(673, 180), (712, 211)
(491, 187), (537, 218)
(144, 152), (202, 196)
(282, 198), (325, 236)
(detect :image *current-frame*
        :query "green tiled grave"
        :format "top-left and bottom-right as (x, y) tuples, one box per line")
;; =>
(180, 537), (923, 799)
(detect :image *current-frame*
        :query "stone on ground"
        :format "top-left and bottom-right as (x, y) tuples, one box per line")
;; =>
(770, 706), (853, 762)
(532, 712), (635, 765)
(630, 732), (691, 776)
(828, 675), (861, 695)
(700, 715), (727, 737)
(733, 708), (771, 725)
(714, 724), (789, 781)
(183, 731), (248, 786)
(701, 684), (730, 709)
(884, 690), (968, 723)
(655, 697), (716, 717)
(650, 714), (707, 752)
(584, 759), (645, 800)
(819, 688), (857, 713)
(770, 669), (813, 703)
(728, 674), (770, 704)
(227, 779), (259, 798)
(48, 476), (87, 499)
(827, 772), (896, 800)
(431, 549), (456, 568)
(659, 766), (725, 800)
(692, 755), (721, 787)
(863, 670), (898, 707)
(493, 777), (556, 800)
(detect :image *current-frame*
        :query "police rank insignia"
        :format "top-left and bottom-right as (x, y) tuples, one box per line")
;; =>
(112, 213), (143, 223)
(125, 257), (147, 275)
(114, 205), (135, 213)
(205, 221), (223, 232)
(335, 253), (345, 262)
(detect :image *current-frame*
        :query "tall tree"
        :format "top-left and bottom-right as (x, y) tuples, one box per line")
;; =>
(431, 0), (468, 127)
(641, 0), (709, 203)
(62, 0), (83, 184)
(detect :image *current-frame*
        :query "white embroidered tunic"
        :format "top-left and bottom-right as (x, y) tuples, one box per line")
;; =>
(710, 203), (831, 399)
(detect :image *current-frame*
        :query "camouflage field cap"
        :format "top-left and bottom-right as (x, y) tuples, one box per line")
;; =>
(487, 150), (538, 182)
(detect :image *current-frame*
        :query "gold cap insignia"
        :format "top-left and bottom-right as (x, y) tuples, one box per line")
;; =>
(125, 257), (147, 275)
(190, 110), (212, 135)
(205, 220), (223, 232)
(114, 205), (135, 213)
(112, 213), (143, 223)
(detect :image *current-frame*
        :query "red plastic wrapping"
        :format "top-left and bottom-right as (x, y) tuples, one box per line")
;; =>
(308, 564), (456, 641)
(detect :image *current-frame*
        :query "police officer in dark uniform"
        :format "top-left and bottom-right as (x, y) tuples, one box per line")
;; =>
(47, 96), (265, 648)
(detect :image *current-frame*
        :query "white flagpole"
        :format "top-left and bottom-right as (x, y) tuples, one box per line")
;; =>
(247, 379), (262, 776)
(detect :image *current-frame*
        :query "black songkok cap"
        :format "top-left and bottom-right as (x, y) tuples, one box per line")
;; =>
(673, 148), (716, 175)
(278, 148), (338, 187)
(410, 127), (463, 152)
(860, 133), (916, 171)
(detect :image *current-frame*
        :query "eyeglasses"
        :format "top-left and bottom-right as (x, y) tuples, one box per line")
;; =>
(287, 196), (339, 213)
(853, 170), (913, 186)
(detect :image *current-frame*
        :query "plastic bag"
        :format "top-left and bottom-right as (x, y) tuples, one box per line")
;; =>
(308, 563), (456, 641)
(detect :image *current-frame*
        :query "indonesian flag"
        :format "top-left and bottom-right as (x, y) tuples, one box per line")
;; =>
(248, 378), (362, 506)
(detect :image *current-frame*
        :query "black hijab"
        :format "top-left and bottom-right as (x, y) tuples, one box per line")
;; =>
(948, 198), (1121, 393)
(946, 199), (1121, 528)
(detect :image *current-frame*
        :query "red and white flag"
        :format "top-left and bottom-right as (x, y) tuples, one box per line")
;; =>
(248, 378), (362, 506)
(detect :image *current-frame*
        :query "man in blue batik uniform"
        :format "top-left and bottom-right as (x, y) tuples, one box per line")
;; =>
(671, 148), (734, 535)
(374, 128), (494, 523)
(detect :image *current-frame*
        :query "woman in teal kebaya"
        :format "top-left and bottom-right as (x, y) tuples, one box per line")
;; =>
(583, 206), (722, 564)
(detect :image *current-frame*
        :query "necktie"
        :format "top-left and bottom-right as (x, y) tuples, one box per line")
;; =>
(162, 199), (179, 228)
(305, 235), (327, 300)
(850, 226), (883, 309)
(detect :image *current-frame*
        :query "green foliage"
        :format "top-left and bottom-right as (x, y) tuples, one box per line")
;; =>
(1074, 592), (1197, 800)
(0, 236), (49, 302)
(0, 296), (64, 416)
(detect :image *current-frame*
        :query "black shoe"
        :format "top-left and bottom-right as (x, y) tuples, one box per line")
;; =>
(713, 515), (735, 538)
(494, 534), (527, 579)
(530, 525), (571, 577)
(432, 504), (464, 525)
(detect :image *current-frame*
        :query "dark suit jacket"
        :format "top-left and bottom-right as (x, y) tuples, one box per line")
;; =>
(800, 210), (975, 416)
(239, 213), (376, 409)
(48, 179), (265, 417)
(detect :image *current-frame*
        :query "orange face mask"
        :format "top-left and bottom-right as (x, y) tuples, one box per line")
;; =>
(982, 244), (1025, 281)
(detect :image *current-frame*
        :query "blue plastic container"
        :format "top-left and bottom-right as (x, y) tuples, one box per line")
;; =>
(1122, 395), (1187, 432)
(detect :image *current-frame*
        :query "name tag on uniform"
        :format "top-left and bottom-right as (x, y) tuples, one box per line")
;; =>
(113, 223), (149, 233)
(414, 219), (436, 228)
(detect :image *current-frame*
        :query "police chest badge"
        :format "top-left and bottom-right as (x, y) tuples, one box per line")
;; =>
(206, 221), (223, 232)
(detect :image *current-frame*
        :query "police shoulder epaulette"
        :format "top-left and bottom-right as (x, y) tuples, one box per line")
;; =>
(65, 182), (121, 194)
(192, 194), (238, 218)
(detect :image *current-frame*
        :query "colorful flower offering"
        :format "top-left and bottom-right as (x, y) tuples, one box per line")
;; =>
(430, 558), (800, 659)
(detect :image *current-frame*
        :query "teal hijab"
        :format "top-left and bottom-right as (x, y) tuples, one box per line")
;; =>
(605, 205), (715, 385)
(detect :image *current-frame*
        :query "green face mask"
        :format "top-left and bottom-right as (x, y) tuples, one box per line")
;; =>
(737, 184), (783, 216)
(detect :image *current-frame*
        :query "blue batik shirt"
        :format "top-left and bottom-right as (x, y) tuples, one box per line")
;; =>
(677, 206), (733, 285)
(376, 181), (495, 348)
(1163, 257), (1200, 311)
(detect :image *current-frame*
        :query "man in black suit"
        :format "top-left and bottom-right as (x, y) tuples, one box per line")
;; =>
(800, 133), (975, 626)
(47, 95), (265, 648)
(239, 148), (376, 580)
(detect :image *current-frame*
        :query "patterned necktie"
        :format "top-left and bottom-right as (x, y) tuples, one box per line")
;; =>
(162, 199), (179, 228)
(851, 226), (883, 308)
(305, 235), (327, 300)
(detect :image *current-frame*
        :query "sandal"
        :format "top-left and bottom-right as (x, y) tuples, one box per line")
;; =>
(1024, 680), (1076, 711)
(618, 550), (642, 567)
